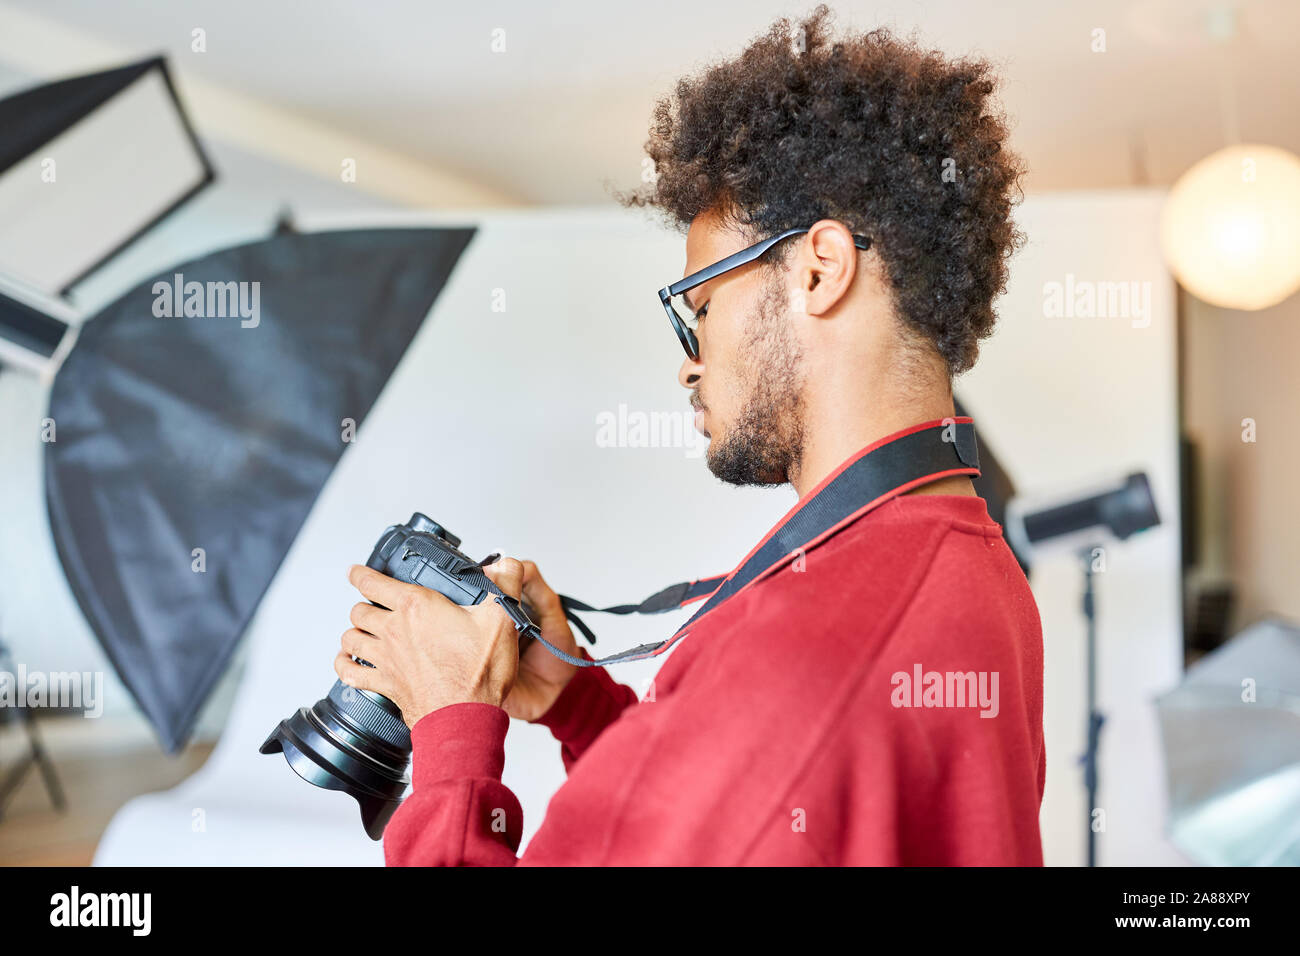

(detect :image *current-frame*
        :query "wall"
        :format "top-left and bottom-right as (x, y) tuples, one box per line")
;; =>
(1182, 289), (1300, 632)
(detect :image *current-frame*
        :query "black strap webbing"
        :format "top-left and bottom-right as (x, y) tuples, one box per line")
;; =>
(677, 420), (978, 636)
(483, 420), (979, 667)
(556, 578), (725, 643)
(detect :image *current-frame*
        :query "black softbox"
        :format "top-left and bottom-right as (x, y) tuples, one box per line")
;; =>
(44, 227), (477, 750)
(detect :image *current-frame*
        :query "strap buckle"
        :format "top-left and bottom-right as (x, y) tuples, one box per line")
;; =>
(494, 595), (535, 632)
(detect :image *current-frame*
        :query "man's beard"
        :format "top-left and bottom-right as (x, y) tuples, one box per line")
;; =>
(705, 270), (806, 486)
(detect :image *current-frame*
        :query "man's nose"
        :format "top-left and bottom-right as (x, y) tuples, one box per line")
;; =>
(677, 351), (703, 389)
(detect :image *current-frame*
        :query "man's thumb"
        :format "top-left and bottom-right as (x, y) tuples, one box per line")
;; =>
(483, 556), (525, 600)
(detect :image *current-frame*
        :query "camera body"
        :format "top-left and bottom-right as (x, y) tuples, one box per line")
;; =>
(369, 513), (497, 606)
(260, 512), (531, 840)
(365, 512), (535, 654)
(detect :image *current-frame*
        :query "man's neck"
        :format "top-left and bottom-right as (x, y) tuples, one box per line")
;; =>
(788, 389), (973, 500)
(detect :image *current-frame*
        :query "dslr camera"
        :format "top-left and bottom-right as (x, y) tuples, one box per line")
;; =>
(260, 513), (535, 839)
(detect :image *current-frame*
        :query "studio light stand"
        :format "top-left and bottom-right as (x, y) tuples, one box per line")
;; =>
(1079, 546), (1104, 868)
(0, 639), (66, 822)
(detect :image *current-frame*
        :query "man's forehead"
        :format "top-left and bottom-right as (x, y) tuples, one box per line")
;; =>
(681, 209), (737, 284)
(682, 216), (711, 277)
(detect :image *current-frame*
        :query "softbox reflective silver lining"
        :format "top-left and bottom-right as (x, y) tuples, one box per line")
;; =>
(1157, 618), (1300, 865)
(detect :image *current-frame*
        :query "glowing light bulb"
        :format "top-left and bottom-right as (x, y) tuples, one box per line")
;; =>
(1161, 144), (1300, 311)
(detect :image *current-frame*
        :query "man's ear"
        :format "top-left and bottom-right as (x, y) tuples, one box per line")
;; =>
(795, 219), (862, 318)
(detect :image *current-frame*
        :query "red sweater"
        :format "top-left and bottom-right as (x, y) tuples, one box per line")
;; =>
(384, 492), (1045, 866)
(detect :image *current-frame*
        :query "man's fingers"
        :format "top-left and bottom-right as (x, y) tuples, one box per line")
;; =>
(349, 601), (390, 635)
(348, 564), (417, 610)
(340, 627), (382, 663)
(518, 560), (566, 624)
(333, 649), (386, 695)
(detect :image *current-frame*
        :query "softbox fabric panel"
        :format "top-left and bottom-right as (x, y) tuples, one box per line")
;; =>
(0, 56), (215, 295)
(44, 227), (476, 751)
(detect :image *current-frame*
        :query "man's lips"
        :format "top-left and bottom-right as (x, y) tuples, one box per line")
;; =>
(690, 391), (709, 436)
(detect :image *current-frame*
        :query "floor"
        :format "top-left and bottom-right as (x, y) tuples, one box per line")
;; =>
(0, 725), (214, 866)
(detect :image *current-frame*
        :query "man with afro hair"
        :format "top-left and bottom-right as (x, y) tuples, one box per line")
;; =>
(370, 6), (1044, 866)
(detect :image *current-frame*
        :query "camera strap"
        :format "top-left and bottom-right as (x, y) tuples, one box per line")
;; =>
(487, 418), (980, 668)
(554, 578), (726, 646)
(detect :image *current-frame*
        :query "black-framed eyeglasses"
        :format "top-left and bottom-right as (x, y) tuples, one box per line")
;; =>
(657, 226), (871, 360)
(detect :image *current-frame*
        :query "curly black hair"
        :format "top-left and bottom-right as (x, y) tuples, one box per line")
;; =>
(615, 5), (1026, 376)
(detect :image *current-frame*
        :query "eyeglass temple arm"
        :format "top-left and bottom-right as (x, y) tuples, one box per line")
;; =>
(663, 229), (870, 297)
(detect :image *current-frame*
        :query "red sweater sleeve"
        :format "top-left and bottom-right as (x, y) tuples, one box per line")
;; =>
(382, 656), (641, 867)
(382, 703), (523, 866)
(534, 649), (640, 771)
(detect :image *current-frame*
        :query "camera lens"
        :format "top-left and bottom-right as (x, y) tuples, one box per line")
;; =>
(260, 678), (410, 840)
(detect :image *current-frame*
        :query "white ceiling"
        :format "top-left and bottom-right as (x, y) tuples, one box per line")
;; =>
(2, 0), (1299, 204)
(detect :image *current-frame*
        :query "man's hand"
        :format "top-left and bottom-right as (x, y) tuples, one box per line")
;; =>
(336, 560), (525, 728)
(482, 559), (581, 723)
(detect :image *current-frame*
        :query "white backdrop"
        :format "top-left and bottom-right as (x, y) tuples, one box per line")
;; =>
(49, 195), (1182, 866)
